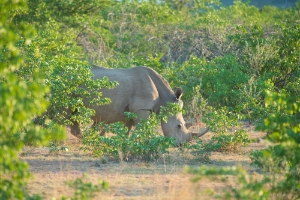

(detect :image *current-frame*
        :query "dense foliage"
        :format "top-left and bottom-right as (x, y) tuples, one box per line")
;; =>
(83, 112), (176, 161)
(82, 103), (185, 161)
(14, 0), (299, 129)
(2, 0), (299, 198)
(0, 1), (65, 199)
(187, 91), (300, 199)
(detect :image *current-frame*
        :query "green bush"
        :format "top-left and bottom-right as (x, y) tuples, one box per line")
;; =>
(82, 104), (181, 161)
(250, 91), (300, 198)
(61, 174), (108, 200)
(187, 90), (300, 199)
(200, 55), (250, 109)
(205, 107), (251, 154)
(14, 1), (119, 132)
(182, 106), (251, 160)
(186, 130), (250, 160)
(0, 1), (65, 199)
(165, 55), (262, 117)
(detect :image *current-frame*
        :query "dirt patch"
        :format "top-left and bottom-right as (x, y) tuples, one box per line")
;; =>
(21, 126), (267, 199)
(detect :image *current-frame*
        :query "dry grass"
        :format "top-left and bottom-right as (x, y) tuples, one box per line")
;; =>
(21, 126), (267, 200)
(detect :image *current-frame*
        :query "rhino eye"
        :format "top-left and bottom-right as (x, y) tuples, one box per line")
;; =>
(177, 124), (182, 129)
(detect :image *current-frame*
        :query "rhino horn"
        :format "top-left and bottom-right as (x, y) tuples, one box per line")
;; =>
(191, 127), (209, 137)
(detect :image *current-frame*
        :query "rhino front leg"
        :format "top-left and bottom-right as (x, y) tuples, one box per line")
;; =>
(123, 110), (149, 135)
(133, 109), (151, 125)
(125, 120), (134, 134)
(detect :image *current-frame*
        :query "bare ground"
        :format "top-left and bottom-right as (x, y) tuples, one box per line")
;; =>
(21, 125), (267, 200)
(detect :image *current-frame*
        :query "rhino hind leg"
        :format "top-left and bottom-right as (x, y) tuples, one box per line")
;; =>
(99, 129), (106, 136)
(69, 110), (150, 138)
(70, 121), (82, 139)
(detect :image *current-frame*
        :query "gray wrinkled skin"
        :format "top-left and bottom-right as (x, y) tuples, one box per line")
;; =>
(70, 66), (206, 144)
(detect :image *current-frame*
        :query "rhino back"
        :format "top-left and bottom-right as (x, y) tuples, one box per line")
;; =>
(90, 66), (160, 123)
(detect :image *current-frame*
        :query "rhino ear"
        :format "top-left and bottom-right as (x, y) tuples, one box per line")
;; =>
(175, 87), (183, 100)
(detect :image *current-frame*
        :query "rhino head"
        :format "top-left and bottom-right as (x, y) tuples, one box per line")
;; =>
(160, 88), (209, 145)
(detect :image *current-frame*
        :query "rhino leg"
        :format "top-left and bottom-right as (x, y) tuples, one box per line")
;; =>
(133, 110), (151, 125)
(70, 121), (82, 139)
(92, 122), (106, 136)
(124, 120), (134, 134)
(99, 129), (106, 136)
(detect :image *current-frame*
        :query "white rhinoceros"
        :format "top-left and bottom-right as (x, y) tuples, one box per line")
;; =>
(70, 66), (208, 145)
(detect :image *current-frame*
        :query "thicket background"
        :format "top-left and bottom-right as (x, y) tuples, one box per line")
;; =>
(1, 0), (299, 199)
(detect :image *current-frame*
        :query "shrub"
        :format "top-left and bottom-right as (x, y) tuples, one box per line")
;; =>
(61, 174), (108, 200)
(165, 55), (251, 111)
(0, 1), (65, 199)
(15, 1), (118, 131)
(187, 90), (300, 199)
(183, 106), (251, 160)
(200, 55), (250, 109)
(250, 90), (300, 198)
(82, 104), (180, 161)
(188, 130), (250, 160)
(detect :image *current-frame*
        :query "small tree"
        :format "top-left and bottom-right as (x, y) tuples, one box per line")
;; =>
(0, 1), (65, 199)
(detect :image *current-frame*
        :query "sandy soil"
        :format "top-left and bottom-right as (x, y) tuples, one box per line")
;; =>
(21, 125), (267, 200)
